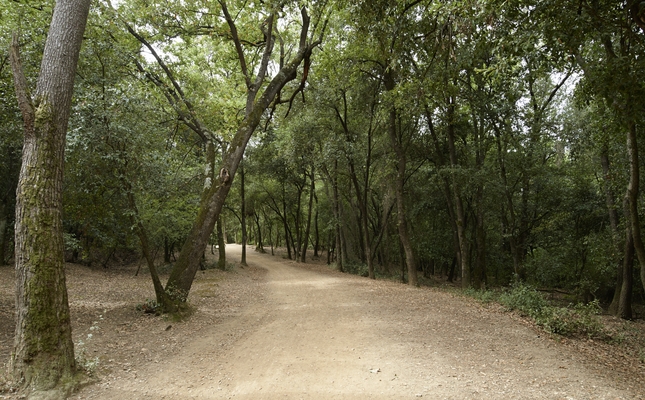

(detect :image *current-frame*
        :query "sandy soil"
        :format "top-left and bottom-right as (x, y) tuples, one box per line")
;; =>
(1, 244), (644, 399)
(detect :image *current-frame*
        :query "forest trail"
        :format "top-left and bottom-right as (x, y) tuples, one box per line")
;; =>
(71, 245), (639, 400)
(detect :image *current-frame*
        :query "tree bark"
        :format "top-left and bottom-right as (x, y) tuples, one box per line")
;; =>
(9, 0), (91, 393)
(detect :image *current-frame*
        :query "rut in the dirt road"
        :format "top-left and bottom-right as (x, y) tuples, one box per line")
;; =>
(69, 244), (640, 400)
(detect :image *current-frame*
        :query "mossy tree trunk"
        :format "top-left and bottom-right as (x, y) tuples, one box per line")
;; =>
(9, 0), (91, 395)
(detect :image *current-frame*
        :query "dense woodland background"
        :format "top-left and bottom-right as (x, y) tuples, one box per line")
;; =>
(2, 0), (645, 318)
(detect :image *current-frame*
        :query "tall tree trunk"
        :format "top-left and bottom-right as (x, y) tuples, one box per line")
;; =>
(601, 149), (625, 315)
(300, 166), (315, 263)
(122, 178), (170, 310)
(446, 99), (469, 288)
(626, 122), (645, 295)
(473, 185), (487, 289)
(254, 213), (264, 253)
(327, 161), (344, 272)
(313, 195), (320, 258)
(619, 195), (634, 320)
(425, 106), (462, 283)
(384, 70), (417, 286)
(339, 194), (349, 270)
(9, 0), (91, 393)
(472, 117), (487, 289)
(240, 164), (247, 266)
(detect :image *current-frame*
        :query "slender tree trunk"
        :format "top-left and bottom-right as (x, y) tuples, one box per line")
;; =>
(625, 122), (645, 295)
(348, 161), (373, 277)
(123, 180), (170, 309)
(446, 99), (469, 288)
(472, 116), (487, 289)
(425, 107), (462, 284)
(254, 214), (264, 252)
(619, 195), (634, 319)
(9, 0), (91, 393)
(601, 149), (624, 315)
(329, 161), (344, 272)
(384, 70), (417, 286)
(293, 179), (304, 261)
(313, 196), (320, 257)
(240, 164), (247, 266)
(300, 166), (315, 262)
(474, 185), (487, 289)
(217, 216), (226, 270)
(338, 195), (349, 270)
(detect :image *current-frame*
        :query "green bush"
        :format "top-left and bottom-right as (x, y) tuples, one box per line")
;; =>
(496, 282), (603, 338)
(539, 300), (603, 337)
(499, 282), (549, 319)
(463, 288), (497, 304)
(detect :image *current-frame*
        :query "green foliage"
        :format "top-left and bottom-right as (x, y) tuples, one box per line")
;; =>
(499, 281), (550, 319)
(498, 282), (603, 337)
(463, 288), (497, 304)
(540, 301), (603, 337)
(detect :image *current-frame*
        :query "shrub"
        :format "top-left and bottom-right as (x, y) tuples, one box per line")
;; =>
(496, 282), (603, 338)
(499, 281), (549, 319)
(464, 288), (497, 304)
(539, 300), (603, 337)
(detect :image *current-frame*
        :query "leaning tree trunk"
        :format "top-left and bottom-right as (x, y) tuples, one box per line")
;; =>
(9, 0), (91, 394)
(165, 9), (320, 302)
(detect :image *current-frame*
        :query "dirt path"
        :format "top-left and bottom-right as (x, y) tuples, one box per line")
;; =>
(65, 245), (640, 399)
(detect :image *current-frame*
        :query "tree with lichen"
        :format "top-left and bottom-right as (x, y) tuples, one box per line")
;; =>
(9, 0), (91, 396)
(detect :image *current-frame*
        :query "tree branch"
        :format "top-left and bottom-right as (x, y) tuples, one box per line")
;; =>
(9, 33), (34, 136)
(220, 0), (250, 88)
(253, 13), (275, 90)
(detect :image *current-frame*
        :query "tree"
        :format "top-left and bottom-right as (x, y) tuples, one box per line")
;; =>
(162, 1), (327, 304)
(9, 0), (91, 395)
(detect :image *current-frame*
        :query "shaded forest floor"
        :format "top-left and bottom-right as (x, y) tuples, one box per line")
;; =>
(0, 245), (643, 398)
